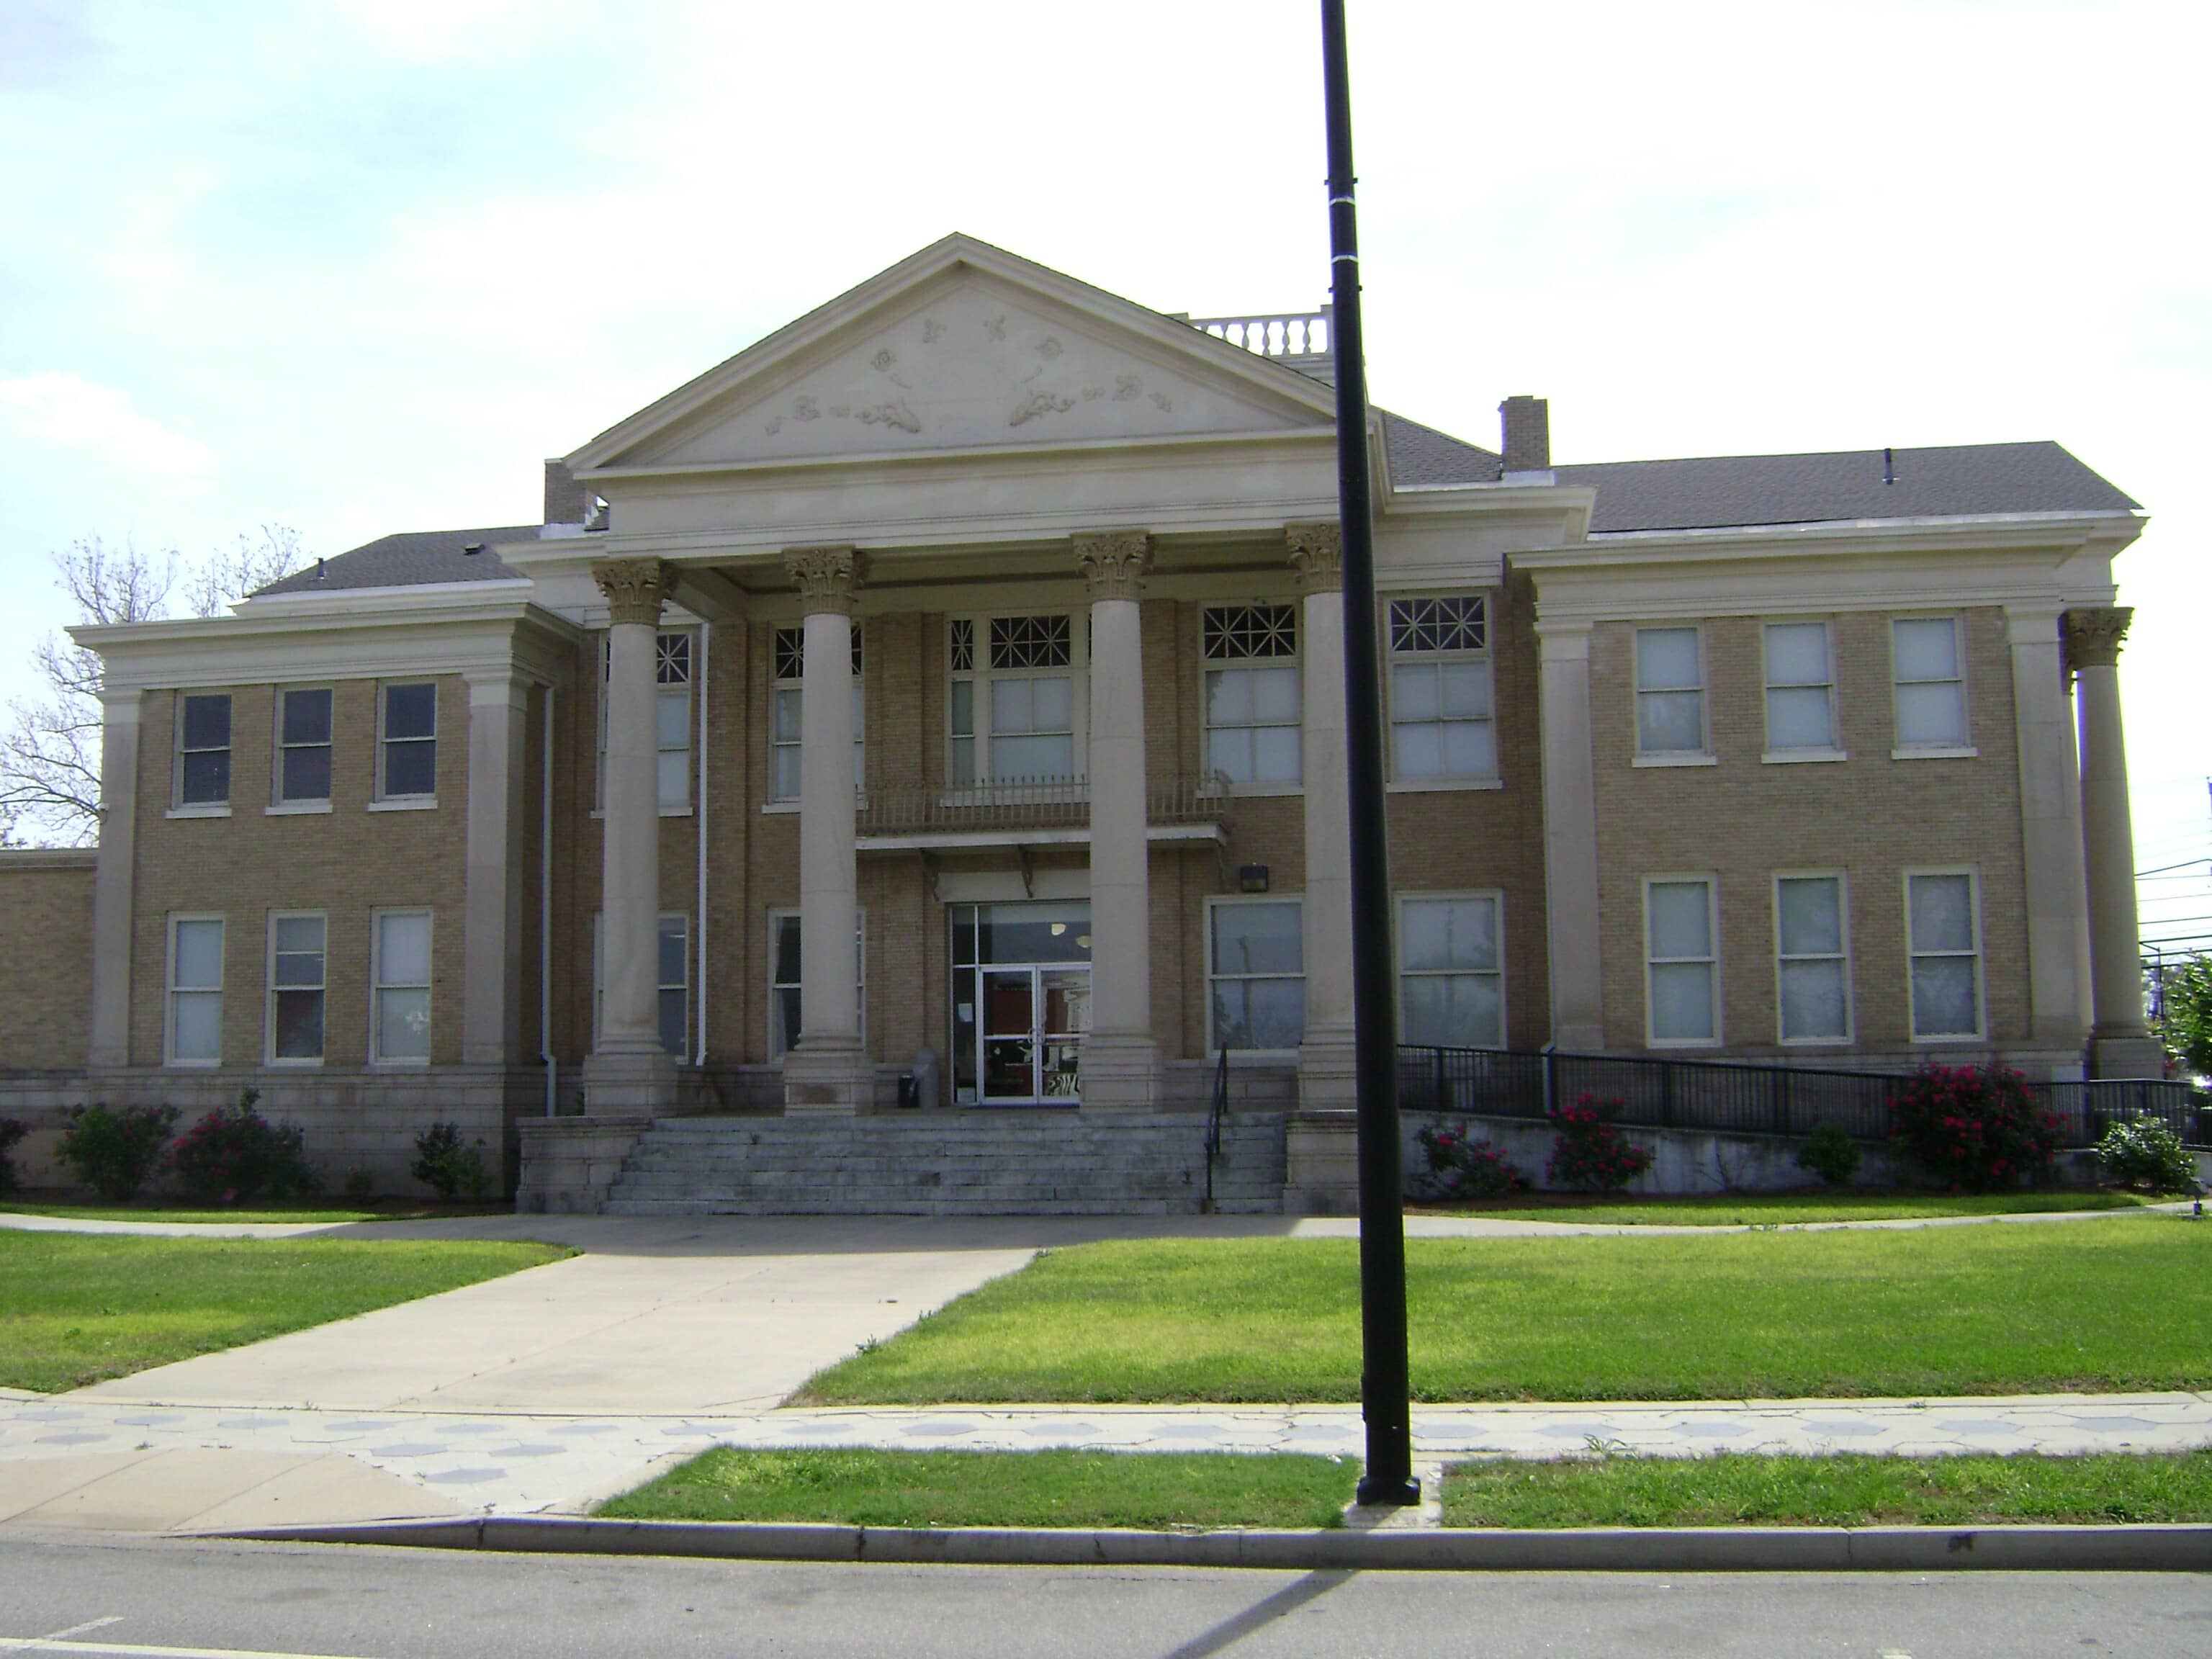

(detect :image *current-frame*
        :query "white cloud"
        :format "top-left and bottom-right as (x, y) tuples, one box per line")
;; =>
(0, 372), (215, 481)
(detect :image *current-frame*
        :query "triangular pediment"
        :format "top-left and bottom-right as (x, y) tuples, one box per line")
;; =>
(571, 236), (1337, 472)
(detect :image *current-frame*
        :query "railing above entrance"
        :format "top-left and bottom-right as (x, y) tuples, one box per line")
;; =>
(856, 771), (1232, 840)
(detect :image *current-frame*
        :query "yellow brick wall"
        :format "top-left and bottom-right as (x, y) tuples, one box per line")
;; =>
(0, 856), (95, 1069)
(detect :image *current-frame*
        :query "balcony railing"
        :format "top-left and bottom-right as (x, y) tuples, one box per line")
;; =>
(855, 771), (1233, 840)
(1181, 310), (1332, 367)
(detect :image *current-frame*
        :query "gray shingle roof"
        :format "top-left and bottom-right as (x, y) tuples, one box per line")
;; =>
(1382, 411), (1503, 485)
(252, 526), (538, 597)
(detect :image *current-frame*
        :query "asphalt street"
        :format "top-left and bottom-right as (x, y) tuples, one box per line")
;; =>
(1, 1534), (2207, 1658)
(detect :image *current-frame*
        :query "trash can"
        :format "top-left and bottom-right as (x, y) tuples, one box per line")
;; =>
(896, 1073), (919, 1110)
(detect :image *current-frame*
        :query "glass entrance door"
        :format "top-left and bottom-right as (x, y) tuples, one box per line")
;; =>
(980, 968), (1038, 1101)
(950, 902), (1092, 1106)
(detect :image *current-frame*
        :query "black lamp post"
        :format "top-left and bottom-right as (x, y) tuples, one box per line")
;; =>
(1320, 0), (1417, 1508)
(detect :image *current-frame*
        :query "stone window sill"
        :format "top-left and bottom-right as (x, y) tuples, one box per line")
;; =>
(367, 797), (438, 812)
(1633, 752), (1717, 769)
(1761, 749), (1848, 765)
(265, 801), (333, 816)
(1388, 776), (1503, 793)
(1892, 745), (1979, 761)
(166, 804), (231, 819)
(588, 806), (696, 819)
(1222, 783), (1304, 799)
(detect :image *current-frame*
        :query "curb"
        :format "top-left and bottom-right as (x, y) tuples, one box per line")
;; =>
(208, 1516), (2212, 1572)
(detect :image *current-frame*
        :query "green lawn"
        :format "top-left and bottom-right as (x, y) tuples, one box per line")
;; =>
(804, 1218), (2212, 1405)
(1416, 1191), (2163, 1226)
(1442, 1450), (2212, 1528)
(597, 1448), (1357, 1530)
(0, 1231), (570, 1392)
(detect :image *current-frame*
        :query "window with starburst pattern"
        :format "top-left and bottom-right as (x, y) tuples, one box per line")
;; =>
(769, 623), (864, 801)
(948, 613), (1084, 783)
(1388, 594), (1495, 782)
(1202, 604), (1300, 785)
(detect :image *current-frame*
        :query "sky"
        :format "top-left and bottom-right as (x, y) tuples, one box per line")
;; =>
(1, 0), (2206, 941)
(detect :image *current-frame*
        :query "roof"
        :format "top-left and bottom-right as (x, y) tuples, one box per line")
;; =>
(252, 526), (538, 598)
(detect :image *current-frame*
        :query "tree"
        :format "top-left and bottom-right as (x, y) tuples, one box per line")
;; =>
(2156, 952), (2212, 1082)
(0, 527), (305, 846)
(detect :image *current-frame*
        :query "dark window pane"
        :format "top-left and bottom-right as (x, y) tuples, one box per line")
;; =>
(181, 750), (230, 804)
(181, 694), (230, 750)
(282, 688), (332, 746)
(282, 745), (331, 802)
(383, 737), (436, 797)
(274, 989), (324, 1059)
(657, 920), (688, 988)
(383, 683), (436, 740)
(659, 988), (685, 1056)
(773, 916), (801, 984)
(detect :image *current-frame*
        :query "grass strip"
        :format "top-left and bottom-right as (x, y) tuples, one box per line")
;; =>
(0, 1231), (570, 1391)
(597, 1447), (1358, 1530)
(1414, 1191), (2159, 1226)
(1442, 1450), (2212, 1528)
(0, 1201), (507, 1224)
(804, 1218), (2212, 1405)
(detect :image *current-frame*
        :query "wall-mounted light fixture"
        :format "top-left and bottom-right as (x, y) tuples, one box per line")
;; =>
(1238, 863), (1270, 894)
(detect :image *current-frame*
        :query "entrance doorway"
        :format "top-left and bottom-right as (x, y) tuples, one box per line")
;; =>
(950, 902), (1091, 1105)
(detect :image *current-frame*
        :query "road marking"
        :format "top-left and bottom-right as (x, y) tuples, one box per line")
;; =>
(33, 1627), (122, 1645)
(1, 1637), (385, 1659)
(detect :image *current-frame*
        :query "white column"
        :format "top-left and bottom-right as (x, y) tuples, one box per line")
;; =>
(783, 546), (872, 1114)
(87, 686), (143, 1070)
(1074, 530), (1160, 1112)
(2066, 606), (2162, 1077)
(1288, 523), (1356, 1109)
(2006, 606), (2088, 1057)
(1537, 616), (1605, 1050)
(462, 670), (530, 1066)
(583, 558), (678, 1113)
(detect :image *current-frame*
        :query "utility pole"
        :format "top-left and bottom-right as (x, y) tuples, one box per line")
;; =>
(1319, 0), (1416, 1509)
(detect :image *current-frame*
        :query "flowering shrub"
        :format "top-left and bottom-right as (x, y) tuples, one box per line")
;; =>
(58, 1103), (180, 1202)
(1413, 1122), (1529, 1200)
(0, 1116), (25, 1193)
(1887, 1062), (2057, 1192)
(411, 1123), (492, 1200)
(168, 1089), (319, 1205)
(1545, 1094), (1653, 1192)
(2093, 1115), (2203, 1195)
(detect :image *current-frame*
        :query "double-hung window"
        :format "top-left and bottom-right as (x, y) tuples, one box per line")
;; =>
(176, 694), (232, 807)
(276, 688), (332, 805)
(1645, 877), (1719, 1046)
(1398, 893), (1504, 1048)
(1202, 604), (1300, 785)
(1207, 899), (1305, 1052)
(379, 683), (437, 800)
(1773, 875), (1850, 1043)
(1763, 621), (1839, 754)
(268, 913), (326, 1063)
(1635, 626), (1707, 757)
(591, 912), (691, 1056)
(948, 613), (1080, 785)
(1892, 617), (1970, 750)
(372, 909), (432, 1063)
(599, 631), (696, 810)
(770, 624), (865, 800)
(166, 915), (224, 1065)
(767, 910), (866, 1058)
(1906, 871), (1983, 1040)
(1388, 596), (1495, 781)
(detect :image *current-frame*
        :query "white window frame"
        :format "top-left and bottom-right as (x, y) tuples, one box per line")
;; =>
(768, 623), (865, 803)
(374, 682), (439, 806)
(164, 913), (225, 1067)
(271, 686), (334, 811)
(1395, 890), (1506, 1049)
(592, 911), (692, 1057)
(945, 611), (1086, 788)
(1200, 603), (1302, 791)
(1642, 874), (1721, 1048)
(1203, 895), (1307, 1058)
(1890, 614), (1976, 757)
(598, 629), (698, 814)
(1632, 624), (1713, 765)
(369, 907), (433, 1066)
(1771, 871), (1853, 1046)
(765, 907), (867, 1058)
(172, 691), (233, 813)
(1385, 594), (1498, 788)
(265, 910), (328, 1066)
(1905, 868), (1987, 1043)
(1761, 619), (1845, 762)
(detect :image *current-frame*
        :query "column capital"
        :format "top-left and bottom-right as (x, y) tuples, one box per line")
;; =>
(784, 546), (866, 616)
(1074, 530), (1153, 601)
(593, 559), (677, 628)
(2062, 606), (2133, 673)
(1285, 521), (1342, 594)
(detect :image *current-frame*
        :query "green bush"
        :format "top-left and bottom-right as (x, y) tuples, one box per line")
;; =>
(341, 1168), (376, 1203)
(2093, 1116), (2203, 1196)
(1413, 1122), (1529, 1200)
(0, 1117), (26, 1193)
(1795, 1123), (1862, 1187)
(410, 1123), (491, 1200)
(58, 1103), (181, 1202)
(167, 1089), (320, 1205)
(1545, 1095), (1654, 1192)
(1888, 1063), (2058, 1192)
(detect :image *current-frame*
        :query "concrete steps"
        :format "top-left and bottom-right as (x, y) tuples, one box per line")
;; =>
(603, 1111), (1288, 1216)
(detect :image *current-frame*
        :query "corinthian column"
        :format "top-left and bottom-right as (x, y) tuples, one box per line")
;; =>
(1289, 522), (1357, 1108)
(585, 558), (680, 1113)
(2065, 606), (2161, 1077)
(783, 547), (872, 1114)
(1074, 530), (1160, 1112)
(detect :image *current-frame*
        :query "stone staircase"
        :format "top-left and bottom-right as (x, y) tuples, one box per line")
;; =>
(601, 1111), (1288, 1215)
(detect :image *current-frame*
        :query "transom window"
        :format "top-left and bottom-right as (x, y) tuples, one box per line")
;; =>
(1764, 621), (1838, 752)
(1388, 595), (1494, 780)
(1635, 626), (1707, 755)
(1398, 893), (1503, 1048)
(177, 693), (232, 806)
(1893, 617), (1969, 748)
(948, 612), (1082, 784)
(770, 624), (864, 800)
(277, 688), (332, 804)
(1774, 875), (1850, 1043)
(1202, 603), (1300, 785)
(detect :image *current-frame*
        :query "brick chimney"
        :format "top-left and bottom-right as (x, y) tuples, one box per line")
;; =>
(544, 458), (590, 525)
(1498, 396), (1552, 480)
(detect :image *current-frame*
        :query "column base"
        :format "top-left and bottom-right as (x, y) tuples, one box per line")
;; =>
(1297, 1028), (1357, 1111)
(1078, 1034), (1161, 1112)
(581, 1046), (679, 1116)
(783, 1040), (875, 1115)
(1282, 1109), (1359, 1215)
(2089, 1033), (2167, 1079)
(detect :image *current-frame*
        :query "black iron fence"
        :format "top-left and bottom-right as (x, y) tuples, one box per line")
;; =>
(1396, 1046), (2208, 1149)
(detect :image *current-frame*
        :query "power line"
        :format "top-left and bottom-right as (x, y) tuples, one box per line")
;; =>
(2137, 858), (2211, 877)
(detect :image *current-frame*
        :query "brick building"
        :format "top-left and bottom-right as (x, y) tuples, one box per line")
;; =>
(0, 235), (2159, 1206)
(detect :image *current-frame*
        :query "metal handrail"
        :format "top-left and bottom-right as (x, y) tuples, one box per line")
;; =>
(1202, 1045), (1230, 1212)
(855, 770), (1233, 837)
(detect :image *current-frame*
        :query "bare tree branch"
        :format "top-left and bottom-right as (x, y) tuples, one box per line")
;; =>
(186, 525), (305, 617)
